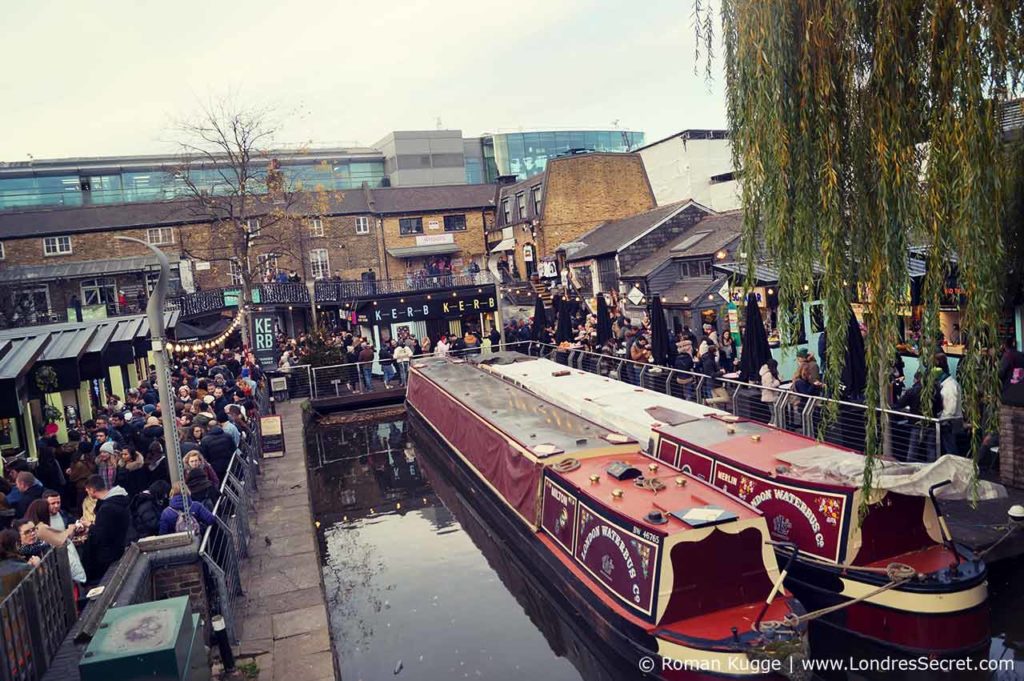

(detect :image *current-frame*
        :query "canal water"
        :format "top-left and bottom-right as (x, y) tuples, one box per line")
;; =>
(309, 410), (1023, 681)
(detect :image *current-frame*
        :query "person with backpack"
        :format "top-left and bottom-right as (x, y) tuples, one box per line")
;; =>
(129, 480), (171, 540)
(158, 482), (216, 535)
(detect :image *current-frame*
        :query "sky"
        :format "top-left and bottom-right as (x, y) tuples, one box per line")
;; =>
(0, 0), (727, 160)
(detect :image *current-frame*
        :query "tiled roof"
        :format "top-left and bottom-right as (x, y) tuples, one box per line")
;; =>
(0, 184), (498, 238)
(564, 200), (696, 261)
(621, 212), (742, 278)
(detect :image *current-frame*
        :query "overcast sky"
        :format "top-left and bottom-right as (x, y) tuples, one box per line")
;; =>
(0, 0), (726, 160)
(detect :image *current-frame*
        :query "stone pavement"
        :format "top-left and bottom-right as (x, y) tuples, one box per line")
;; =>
(236, 399), (337, 681)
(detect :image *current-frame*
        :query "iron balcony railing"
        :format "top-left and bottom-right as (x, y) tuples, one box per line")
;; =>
(314, 271), (495, 302)
(177, 273), (496, 318)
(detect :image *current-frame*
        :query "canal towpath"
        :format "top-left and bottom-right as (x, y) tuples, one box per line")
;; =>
(235, 399), (338, 681)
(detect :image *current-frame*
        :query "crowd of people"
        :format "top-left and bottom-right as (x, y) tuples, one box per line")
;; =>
(0, 347), (264, 599)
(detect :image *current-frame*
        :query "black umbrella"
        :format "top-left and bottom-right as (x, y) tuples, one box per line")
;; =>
(841, 306), (868, 399)
(595, 294), (613, 346)
(550, 293), (562, 328)
(555, 298), (574, 344)
(738, 292), (771, 382)
(648, 294), (670, 366)
(530, 295), (547, 343)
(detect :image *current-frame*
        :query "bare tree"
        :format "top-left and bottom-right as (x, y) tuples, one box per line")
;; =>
(174, 102), (335, 344)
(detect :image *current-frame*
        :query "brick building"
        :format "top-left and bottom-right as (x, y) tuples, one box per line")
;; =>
(488, 153), (655, 281)
(0, 184), (496, 325)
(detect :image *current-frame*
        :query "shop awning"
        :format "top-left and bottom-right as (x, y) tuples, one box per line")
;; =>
(386, 244), (461, 258)
(490, 238), (515, 253)
(0, 253), (180, 283)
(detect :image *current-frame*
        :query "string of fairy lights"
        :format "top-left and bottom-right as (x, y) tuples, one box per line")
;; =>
(166, 312), (243, 354)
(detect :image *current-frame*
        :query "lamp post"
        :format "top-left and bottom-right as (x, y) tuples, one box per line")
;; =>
(115, 238), (188, 494)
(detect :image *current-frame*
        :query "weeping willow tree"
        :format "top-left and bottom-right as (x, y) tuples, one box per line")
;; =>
(697, 0), (1023, 506)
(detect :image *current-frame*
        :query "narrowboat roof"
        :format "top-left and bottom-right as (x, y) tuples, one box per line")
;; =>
(411, 358), (636, 459)
(554, 451), (759, 533)
(484, 356), (726, 446)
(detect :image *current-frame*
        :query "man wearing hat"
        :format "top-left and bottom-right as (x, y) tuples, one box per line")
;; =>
(793, 348), (821, 384)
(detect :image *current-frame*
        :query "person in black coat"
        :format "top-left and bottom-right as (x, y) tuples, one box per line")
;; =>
(129, 480), (171, 540)
(13, 472), (44, 519)
(82, 475), (131, 582)
(200, 425), (236, 480)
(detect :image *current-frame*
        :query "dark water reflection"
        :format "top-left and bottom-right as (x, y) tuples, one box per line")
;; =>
(309, 412), (1023, 681)
(309, 413), (610, 681)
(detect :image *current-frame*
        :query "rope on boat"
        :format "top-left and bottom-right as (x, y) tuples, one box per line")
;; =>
(757, 569), (916, 632)
(765, 540), (922, 579)
(552, 458), (581, 473)
(634, 476), (667, 493)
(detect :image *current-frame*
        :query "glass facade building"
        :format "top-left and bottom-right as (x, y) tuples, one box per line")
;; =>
(489, 130), (645, 181)
(0, 157), (386, 211)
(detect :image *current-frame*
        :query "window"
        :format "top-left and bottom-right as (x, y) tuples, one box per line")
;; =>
(229, 260), (244, 286)
(257, 253), (280, 279)
(43, 236), (72, 256)
(147, 227), (174, 245)
(532, 185), (542, 214)
(516, 192), (527, 219)
(678, 260), (712, 278)
(0, 242), (5, 260)
(502, 198), (511, 224)
(81, 278), (117, 306)
(399, 218), (423, 235)
(443, 214), (466, 232)
(310, 249), (330, 280)
(310, 218), (324, 237)
(246, 218), (261, 238)
(12, 286), (50, 317)
(355, 216), (370, 235)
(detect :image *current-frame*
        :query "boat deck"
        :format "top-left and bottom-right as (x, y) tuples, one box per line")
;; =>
(412, 359), (636, 459)
(658, 416), (851, 479)
(556, 452), (759, 533)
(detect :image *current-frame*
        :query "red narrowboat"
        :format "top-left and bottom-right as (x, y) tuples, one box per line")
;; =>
(485, 356), (997, 658)
(406, 358), (807, 680)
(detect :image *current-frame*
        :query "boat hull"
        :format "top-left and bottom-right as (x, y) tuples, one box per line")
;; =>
(408, 406), (798, 680)
(779, 548), (989, 657)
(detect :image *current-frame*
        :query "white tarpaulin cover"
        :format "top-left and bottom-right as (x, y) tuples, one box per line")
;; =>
(775, 449), (1006, 501)
(485, 356), (1005, 502)
(484, 358), (723, 448)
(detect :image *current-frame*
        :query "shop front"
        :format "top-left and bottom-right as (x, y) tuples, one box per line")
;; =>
(355, 287), (500, 352)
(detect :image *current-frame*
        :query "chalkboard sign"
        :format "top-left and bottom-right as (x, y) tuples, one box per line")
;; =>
(260, 415), (285, 459)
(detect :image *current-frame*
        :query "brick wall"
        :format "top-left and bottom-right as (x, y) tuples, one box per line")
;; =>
(151, 561), (211, 635)
(999, 404), (1024, 487)
(379, 210), (490, 279)
(538, 154), (655, 262)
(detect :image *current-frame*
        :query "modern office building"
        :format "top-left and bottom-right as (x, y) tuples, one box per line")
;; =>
(0, 147), (387, 211)
(0, 127), (645, 210)
(635, 129), (741, 211)
(474, 129), (645, 182)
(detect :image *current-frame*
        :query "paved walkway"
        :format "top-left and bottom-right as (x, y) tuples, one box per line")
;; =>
(236, 399), (337, 681)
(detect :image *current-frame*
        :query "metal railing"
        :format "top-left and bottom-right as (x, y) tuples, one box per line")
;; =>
(176, 274), (496, 319)
(197, 404), (264, 644)
(305, 348), (484, 399)
(315, 272), (494, 302)
(526, 341), (951, 460)
(0, 547), (76, 681)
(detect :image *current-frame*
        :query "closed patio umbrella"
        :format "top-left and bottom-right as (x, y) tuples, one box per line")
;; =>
(595, 293), (613, 346)
(738, 292), (771, 383)
(550, 293), (562, 328)
(648, 294), (670, 366)
(842, 306), (867, 400)
(530, 295), (547, 344)
(555, 298), (574, 344)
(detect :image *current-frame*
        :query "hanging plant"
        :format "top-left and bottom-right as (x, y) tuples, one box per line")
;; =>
(704, 0), (1021, 513)
(34, 364), (63, 424)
